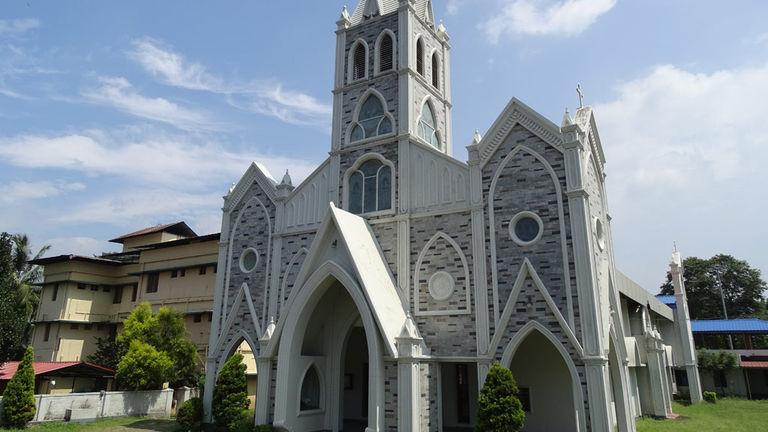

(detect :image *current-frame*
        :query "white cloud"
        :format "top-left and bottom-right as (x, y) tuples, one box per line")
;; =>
(483, 0), (616, 41)
(446, 0), (465, 15)
(82, 76), (220, 131)
(0, 18), (39, 36)
(595, 62), (768, 289)
(0, 129), (318, 190)
(129, 37), (331, 128)
(0, 180), (85, 204)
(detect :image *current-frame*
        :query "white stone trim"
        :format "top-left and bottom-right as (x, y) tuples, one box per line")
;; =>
(224, 162), (277, 212)
(500, 320), (587, 432)
(487, 144), (574, 328)
(341, 152), (397, 217)
(296, 362), (325, 416)
(217, 328), (260, 377)
(238, 247), (260, 273)
(415, 95), (443, 151)
(347, 38), (370, 84)
(508, 211), (544, 247)
(490, 258), (584, 359)
(413, 231), (471, 316)
(373, 29), (397, 76)
(428, 47), (441, 90)
(280, 247), (309, 313)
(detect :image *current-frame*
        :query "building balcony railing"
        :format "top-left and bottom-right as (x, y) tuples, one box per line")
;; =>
(38, 312), (117, 323)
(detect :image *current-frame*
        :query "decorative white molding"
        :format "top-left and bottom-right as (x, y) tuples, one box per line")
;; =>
(280, 247), (309, 313)
(487, 144), (574, 329)
(212, 282), (264, 356)
(224, 162), (277, 212)
(347, 38), (370, 85)
(499, 320), (587, 432)
(413, 231), (471, 316)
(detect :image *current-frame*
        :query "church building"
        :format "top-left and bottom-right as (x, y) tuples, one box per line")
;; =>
(203, 1), (702, 431)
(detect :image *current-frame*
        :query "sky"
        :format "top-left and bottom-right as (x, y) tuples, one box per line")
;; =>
(1, 0), (767, 292)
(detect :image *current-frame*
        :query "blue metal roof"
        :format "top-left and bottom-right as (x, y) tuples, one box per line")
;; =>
(691, 319), (768, 334)
(656, 295), (676, 307)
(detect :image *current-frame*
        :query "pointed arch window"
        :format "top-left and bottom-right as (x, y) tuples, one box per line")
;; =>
(418, 102), (440, 148)
(379, 33), (394, 72)
(431, 52), (440, 89)
(348, 158), (392, 215)
(300, 365), (321, 411)
(416, 38), (425, 76)
(353, 43), (367, 81)
(349, 95), (392, 143)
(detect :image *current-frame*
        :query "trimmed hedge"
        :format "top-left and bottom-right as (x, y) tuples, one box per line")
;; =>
(176, 397), (203, 431)
(703, 391), (718, 404)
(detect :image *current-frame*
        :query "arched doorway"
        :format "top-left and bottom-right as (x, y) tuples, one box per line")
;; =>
(272, 265), (385, 432)
(608, 336), (633, 432)
(504, 324), (582, 432)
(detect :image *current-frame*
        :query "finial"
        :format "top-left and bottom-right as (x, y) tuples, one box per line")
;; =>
(472, 129), (483, 145)
(561, 107), (573, 127)
(280, 169), (293, 187)
(337, 5), (351, 28)
(228, 182), (236, 194)
(576, 83), (585, 109)
(673, 242), (678, 253)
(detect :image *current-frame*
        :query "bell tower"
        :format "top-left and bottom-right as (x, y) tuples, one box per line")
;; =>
(330, 0), (453, 155)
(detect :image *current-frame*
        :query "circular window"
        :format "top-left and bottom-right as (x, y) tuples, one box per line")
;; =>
(595, 218), (606, 251)
(239, 248), (259, 273)
(509, 211), (543, 246)
(428, 271), (455, 301)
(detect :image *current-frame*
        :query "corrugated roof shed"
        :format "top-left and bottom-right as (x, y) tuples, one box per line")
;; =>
(691, 319), (768, 334)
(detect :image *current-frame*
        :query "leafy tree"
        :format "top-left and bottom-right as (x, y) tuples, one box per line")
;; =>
(0, 233), (31, 362)
(116, 340), (173, 391)
(11, 234), (50, 319)
(660, 254), (767, 319)
(86, 336), (120, 370)
(213, 353), (250, 430)
(697, 350), (738, 371)
(115, 302), (200, 387)
(1, 346), (36, 428)
(476, 362), (525, 432)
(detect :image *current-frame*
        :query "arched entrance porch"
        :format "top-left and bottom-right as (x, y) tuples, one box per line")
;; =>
(502, 321), (585, 432)
(272, 262), (385, 432)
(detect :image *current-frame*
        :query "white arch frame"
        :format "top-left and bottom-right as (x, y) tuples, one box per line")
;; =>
(280, 247), (309, 313)
(429, 48), (441, 89)
(414, 35), (426, 76)
(347, 38), (370, 84)
(342, 152), (396, 217)
(413, 231), (471, 316)
(374, 29), (397, 76)
(416, 95), (442, 150)
(487, 144), (574, 329)
(272, 260), (385, 432)
(218, 328), (260, 378)
(345, 88), (396, 146)
(501, 320), (587, 432)
(297, 362), (325, 415)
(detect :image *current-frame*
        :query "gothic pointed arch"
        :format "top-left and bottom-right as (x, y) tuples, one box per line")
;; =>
(342, 152), (395, 215)
(347, 38), (369, 83)
(415, 36), (425, 76)
(430, 49), (440, 89)
(417, 97), (440, 148)
(374, 29), (396, 75)
(413, 231), (470, 316)
(346, 88), (395, 145)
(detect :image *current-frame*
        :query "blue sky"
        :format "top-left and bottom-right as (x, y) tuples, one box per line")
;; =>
(1, 0), (767, 292)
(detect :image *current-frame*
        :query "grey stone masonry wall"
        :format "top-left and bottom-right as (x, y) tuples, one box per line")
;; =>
(384, 361), (399, 432)
(277, 232), (315, 318)
(481, 123), (580, 342)
(411, 17), (448, 149)
(410, 212), (476, 357)
(344, 13), (399, 85)
(419, 362), (440, 432)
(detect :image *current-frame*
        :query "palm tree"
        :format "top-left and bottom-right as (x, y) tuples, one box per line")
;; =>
(11, 234), (50, 318)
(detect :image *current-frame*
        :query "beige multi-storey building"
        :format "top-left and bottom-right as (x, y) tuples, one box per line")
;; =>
(31, 222), (220, 364)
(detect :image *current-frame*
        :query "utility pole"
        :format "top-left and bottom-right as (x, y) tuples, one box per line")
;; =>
(713, 264), (734, 350)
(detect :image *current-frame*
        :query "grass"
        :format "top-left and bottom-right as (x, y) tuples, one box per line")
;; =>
(1, 417), (179, 432)
(637, 398), (768, 432)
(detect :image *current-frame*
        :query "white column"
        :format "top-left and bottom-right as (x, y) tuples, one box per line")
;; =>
(670, 251), (704, 403)
(255, 325), (274, 425)
(397, 316), (423, 432)
(645, 333), (671, 417)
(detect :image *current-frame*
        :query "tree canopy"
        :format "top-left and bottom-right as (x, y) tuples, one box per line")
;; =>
(213, 352), (250, 429)
(661, 254), (767, 320)
(0, 233), (32, 362)
(111, 302), (200, 389)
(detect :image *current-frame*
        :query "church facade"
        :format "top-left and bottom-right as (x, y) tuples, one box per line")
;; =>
(203, 1), (701, 431)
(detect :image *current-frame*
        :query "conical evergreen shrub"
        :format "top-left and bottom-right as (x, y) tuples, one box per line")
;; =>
(476, 362), (525, 432)
(212, 352), (249, 429)
(2, 346), (36, 428)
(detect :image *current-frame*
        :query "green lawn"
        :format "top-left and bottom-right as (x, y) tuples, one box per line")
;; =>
(637, 398), (768, 432)
(1, 417), (179, 432)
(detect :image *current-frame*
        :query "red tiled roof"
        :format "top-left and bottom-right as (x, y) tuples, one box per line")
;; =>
(109, 221), (197, 244)
(0, 362), (114, 380)
(741, 361), (768, 369)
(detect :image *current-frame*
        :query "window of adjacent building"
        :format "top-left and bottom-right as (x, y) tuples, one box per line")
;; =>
(417, 102), (440, 148)
(43, 323), (51, 342)
(96, 324), (103, 331)
(519, 387), (531, 412)
(352, 43), (367, 81)
(51, 284), (59, 301)
(348, 159), (392, 215)
(90, 285), (98, 291)
(207, 312), (213, 322)
(77, 283), (86, 290)
(416, 38), (425, 76)
(131, 284), (138, 302)
(180, 268), (186, 277)
(84, 323), (92, 331)
(70, 323), (79, 330)
(146, 273), (159, 293)
(112, 285), (123, 304)
(349, 96), (392, 143)
(199, 266), (207, 276)
(171, 270), (178, 278)
(193, 314), (202, 323)
(431, 53), (440, 89)
(213, 264), (218, 274)
(379, 33), (394, 72)
(300, 365), (321, 411)
(102, 285), (111, 293)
